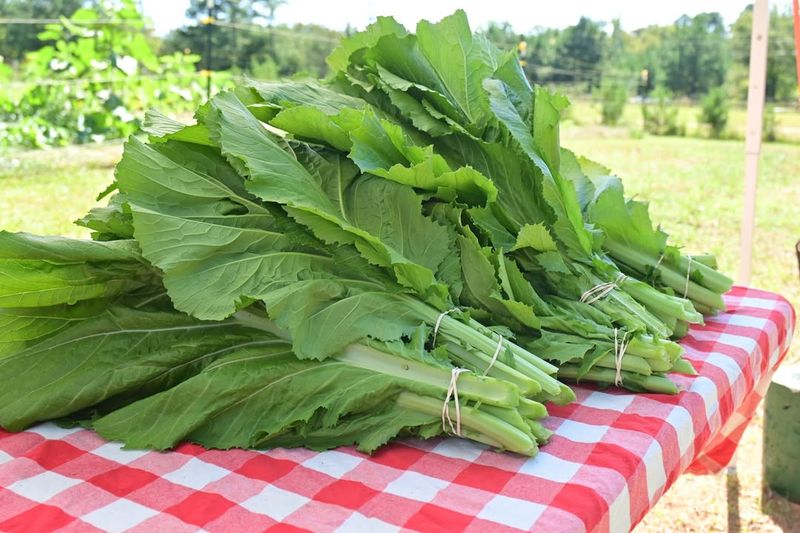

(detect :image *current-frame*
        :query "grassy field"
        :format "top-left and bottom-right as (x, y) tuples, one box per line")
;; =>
(0, 129), (798, 530)
(567, 99), (800, 143)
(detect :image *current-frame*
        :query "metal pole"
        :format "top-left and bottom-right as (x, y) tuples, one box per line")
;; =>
(738, 0), (770, 285)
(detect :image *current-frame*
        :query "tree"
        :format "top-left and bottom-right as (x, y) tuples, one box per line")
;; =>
(660, 13), (727, 97)
(482, 21), (521, 54)
(0, 0), (83, 63)
(166, 0), (289, 71)
(558, 17), (606, 86)
(729, 5), (797, 102)
(521, 27), (561, 84)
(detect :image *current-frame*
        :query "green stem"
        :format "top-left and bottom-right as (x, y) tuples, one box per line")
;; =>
(674, 254), (732, 293)
(233, 308), (291, 339)
(688, 254), (716, 269)
(445, 342), (541, 395)
(626, 336), (671, 361)
(672, 320), (689, 339)
(670, 357), (698, 375)
(604, 240), (726, 310)
(466, 317), (559, 374)
(593, 353), (654, 375)
(527, 420), (554, 443)
(399, 295), (563, 397)
(396, 392), (538, 456)
(557, 365), (679, 394)
(337, 344), (519, 408)
(438, 326), (562, 397)
(621, 279), (703, 324)
(518, 397), (548, 419)
(479, 404), (534, 435)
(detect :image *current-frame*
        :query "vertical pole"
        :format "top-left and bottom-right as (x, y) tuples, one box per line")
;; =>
(738, 0), (770, 285)
(204, 0), (215, 100)
(793, 0), (800, 103)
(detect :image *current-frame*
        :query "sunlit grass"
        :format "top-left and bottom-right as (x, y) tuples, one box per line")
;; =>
(0, 143), (121, 237)
(567, 98), (800, 143)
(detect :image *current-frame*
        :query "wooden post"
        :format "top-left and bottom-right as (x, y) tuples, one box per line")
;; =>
(738, 0), (770, 285)
(763, 364), (800, 502)
(793, 0), (800, 102)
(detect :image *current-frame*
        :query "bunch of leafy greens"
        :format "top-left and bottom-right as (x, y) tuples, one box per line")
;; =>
(0, 11), (731, 455)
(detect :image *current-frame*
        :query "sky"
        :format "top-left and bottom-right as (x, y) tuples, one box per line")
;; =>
(141, 0), (794, 36)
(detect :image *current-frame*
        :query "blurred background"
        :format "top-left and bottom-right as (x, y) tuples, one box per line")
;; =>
(0, 0), (798, 148)
(0, 1), (798, 531)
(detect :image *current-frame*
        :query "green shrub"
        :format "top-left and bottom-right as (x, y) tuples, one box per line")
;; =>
(249, 56), (279, 80)
(642, 87), (685, 136)
(597, 80), (627, 126)
(699, 87), (729, 138)
(763, 105), (778, 142)
(0, 0), (212, 150)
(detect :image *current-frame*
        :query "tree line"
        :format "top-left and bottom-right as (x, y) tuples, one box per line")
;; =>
(1, 1), (797, 104)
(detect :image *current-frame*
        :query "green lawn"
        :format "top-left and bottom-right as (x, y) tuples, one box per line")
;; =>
(0, 143), (122, 237)
(1, 129), (798, 531)
(567, 99), (800, 143)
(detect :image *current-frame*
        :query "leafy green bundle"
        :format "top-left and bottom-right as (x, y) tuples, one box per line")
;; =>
(0, 11), (731, 456)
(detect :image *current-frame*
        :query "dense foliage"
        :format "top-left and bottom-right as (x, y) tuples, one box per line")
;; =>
(700, 87), (730, 138)
(0, 12), (732, 455)
(2, 1), (796, 149)
(0, 0), (214, 149)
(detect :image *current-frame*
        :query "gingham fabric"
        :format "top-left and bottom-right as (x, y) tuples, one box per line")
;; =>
(0, 287), (794, 533)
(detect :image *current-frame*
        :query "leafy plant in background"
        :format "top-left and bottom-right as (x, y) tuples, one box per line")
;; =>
(0, 0), (215, 149)
(597, 79), (628, 125)
(642, 87), (685, 136)
(699, 87), (729, 139)
(763, 105), (777, 142)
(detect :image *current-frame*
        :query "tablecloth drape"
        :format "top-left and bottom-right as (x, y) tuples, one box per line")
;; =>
(0, 286), (794, 532)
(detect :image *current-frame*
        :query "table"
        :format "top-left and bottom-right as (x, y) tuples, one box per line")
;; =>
(0, 287), (794, 533)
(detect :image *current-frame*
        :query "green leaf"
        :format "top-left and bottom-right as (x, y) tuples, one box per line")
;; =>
(512, 223), (558, 252)
(0, 307), (270, 431)
(92, 341), (459, 450)
(414, 10), (496, 133)
(0, 299), (111, 358)
(588, 176), (667, 257)
(526, 331), (594, 366)
(531, 87), (570, 171)
(483, 79), (593, 258)
(0, 232), (147, 308)
(271, 105), (353, 152)
(75, 194), (134, 241)
(327, 16), (409, 73)
(348, 110), (496, 205)
(457, 230), (540, 330)
(248, 79), (368, 116)
(559, 148), (597, 213)
(116, 136), (389, 323)
(206, 91), (452, 303)
(258, 399), (438, 453)
(260, 285), (426, 360)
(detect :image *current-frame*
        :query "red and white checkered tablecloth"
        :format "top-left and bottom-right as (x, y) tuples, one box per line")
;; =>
(0, 287), (794, 533)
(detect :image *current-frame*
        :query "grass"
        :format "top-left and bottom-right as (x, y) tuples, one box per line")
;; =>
(0, 142), (122, 237)
(0, 129), (798, 531)
(567, 99), (800, 143)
